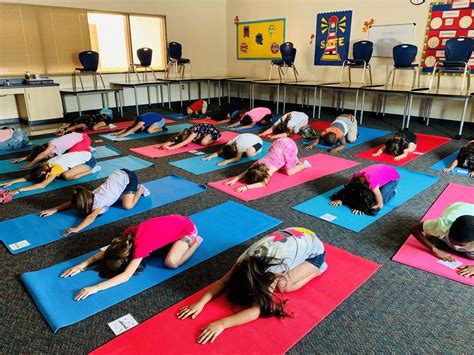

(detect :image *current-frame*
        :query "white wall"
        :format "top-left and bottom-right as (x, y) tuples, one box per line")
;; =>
(226, 0), (472, 122)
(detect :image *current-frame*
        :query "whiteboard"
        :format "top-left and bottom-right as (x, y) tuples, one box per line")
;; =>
(368, 23), (416, 57)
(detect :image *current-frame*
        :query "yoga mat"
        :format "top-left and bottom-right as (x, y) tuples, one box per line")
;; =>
(83, 119), (173, 135)
(91, 243), (380, 355)
(293, 168), (438, 232)
(0, 137), (51, 156)
(1, 175), (207, 254)
(209, 154), (360, 202)
(429, 150), (472, 177)
(355, 133), (451, 166)
(190, 118), (223, 125)
(227, 115), (281, 133)
(393, 183), (474, 286)
(0, 145), (121, 174)
(98, 123), (192, 142)
(2, 155), (153, 200)
(303, 126), (391, 149)
(170, 141), (272, 175)
(164, 113), (188, 119)
(129, 131), (238, 158)
(21, 201), (282, 332)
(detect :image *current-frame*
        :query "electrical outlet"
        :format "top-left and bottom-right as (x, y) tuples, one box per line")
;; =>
(181, 85), (185, 90)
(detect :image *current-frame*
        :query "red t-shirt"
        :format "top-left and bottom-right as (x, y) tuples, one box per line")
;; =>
(124, 215), (196, 259)
(188, 99), (205, 113)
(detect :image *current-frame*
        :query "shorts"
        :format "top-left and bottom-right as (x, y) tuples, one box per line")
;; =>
(149, 119), (166, 130)
(180, 224), (199, 247)
(243, 143), (262, 157)
(335, 115), (358, 143)
(84, 156), (97, 169)
(121, 169), (138, 194)
(138, 112), (165, 129)
(306, 252), (325, 268)
(68, 134), (92, 153)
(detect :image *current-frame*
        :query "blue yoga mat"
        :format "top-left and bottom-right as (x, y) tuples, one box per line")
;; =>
(0, 145), (121, 174)
(303, 127), (391, 149)
(21, 201), (281, 332)
(227, 115), (281, 133)
(169, 141), (272, 175)
(1, 175), (206, 254)
(164, 113), (188, 119)
(293, 168), (438, 232)
(429, 150), (472, 177)
(99, 123), (192, 142)
(0, 137), (51, 156)
(2, 155), (153, 200)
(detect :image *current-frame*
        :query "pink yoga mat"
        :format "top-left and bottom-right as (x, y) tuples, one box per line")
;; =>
(84, 119), (174, 135)
(191, 118), (223, 125)
(129, 131), (239, 158)
(355, 133), (451, 166)
(91, 243), (380, 355)
(208, 153), (360, 201)
(393, 183), (474, 286)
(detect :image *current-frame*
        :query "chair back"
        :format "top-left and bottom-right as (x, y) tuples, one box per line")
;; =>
(137, 47), (153, 67)
(352, 41), (373, 63)
(280, 42), (294, 60)
(168, 42), (183, 60)
(393, 44), (417, 67)
(445, 37), (473, 62)
(79, 51), (99, 71)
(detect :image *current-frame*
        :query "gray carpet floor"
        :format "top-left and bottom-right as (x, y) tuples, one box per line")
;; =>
(1, 100), (473, 353)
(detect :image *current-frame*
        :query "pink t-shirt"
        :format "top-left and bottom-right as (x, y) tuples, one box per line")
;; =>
(244, 107), (271, 122)
(50, 132), (84, 156)
(0, 129), (14, 143)
(353, 164), (400, 190)
(129, 215), (196, 259)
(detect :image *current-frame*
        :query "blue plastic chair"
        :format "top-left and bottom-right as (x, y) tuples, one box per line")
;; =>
(430, 37), (473, 91)
(340, 41), (374, 85)
(387, 44), (419, 88)
(268, 42), (299, 81)
(74, 51), (105, 90)
(128, 47), (157, 82)
(166, 42), (192, 78)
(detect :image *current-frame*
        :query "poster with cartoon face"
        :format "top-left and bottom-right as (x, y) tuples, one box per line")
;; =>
(314, 10), (353, 66)
(237, 18), (285, 59)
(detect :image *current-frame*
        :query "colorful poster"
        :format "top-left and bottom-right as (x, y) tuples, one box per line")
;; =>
(236, 18), (285, 60)
(420, 1), (474, 74)
(314, 10), (353, 66)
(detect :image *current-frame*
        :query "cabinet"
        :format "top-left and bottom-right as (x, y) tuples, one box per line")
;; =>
(14, 86), (63, 122)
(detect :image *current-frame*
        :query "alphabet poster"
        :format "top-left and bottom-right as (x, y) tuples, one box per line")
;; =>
(314, 10), (353, 66)
(237, 18), (285, 60)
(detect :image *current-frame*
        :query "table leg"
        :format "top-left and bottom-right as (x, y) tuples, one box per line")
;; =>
(318, 87), (323, 119)
(76, 95), (82, 116)
(402, 94), (409, 129)
(405, 94), (414, 129)
(61, 94), (67, 116)
(283, 85), (287, 113)
(133, 87), (139, 116)
(167, 83), (171, 109)
(353, 89), (359, 118)
(147, 86), (151, 107)
(228, 82), (231, 103)
(312, 86), (317, 119)
(276, 85), (280, 114)
(359, 90), (366, 125)
(456, 96), (469, 139)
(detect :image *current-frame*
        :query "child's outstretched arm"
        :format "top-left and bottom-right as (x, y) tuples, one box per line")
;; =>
(372, 145), (386, 157)
(40, 201), (72, 217)
(218, 152), (243, 166)
(409, 223), (455, 262)
(163, 134), (195, 150)
(235, 122), (256, 130)
(61, 250), (106, 278)
(394, 143), (416, 161)
(371, 186), (384, 210)
(63, 208), (103, 236)
(201, 151), (221, 161)
(12, 174), (56, 194)
(329, 138), (346, 154)
(0, 176), (29, 188)
(305, 137), (321, 150)
(442, 158), (458, 173)
(112, 122), (142, 137)
(22, 145), (55, 168)
(224, 170), (248, 185)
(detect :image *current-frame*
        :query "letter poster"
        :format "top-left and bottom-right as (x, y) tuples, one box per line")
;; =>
(314, 10), (353, 66)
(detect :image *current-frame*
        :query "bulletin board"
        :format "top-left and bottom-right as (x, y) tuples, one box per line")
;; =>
(314, 10), (353, 66)
(236, 18), (286, 60)
(420, 0), (474, 74)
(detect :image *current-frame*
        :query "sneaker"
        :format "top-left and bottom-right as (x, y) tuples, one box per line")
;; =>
(91, 165), (102, 174)
(139, 184), (150, 197)
(303, 160), (312, 168)
(319, 262), (328, 274)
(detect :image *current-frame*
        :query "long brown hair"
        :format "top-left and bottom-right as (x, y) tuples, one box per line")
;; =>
(242, 163), (270, 184)
(26, 144), (48, 161)
(30, 163), (51, 182)
(274, 114), (292, 135)
(71, 186), (94, 216)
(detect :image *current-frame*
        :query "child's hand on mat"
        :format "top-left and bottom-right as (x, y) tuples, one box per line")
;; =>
(235, 185), (249, 193)
(74, 285), (99, 301)
(329, 200), (342, 207)
(442, 167), (453, 173)
(63, 227), (79, 236)
(305, 145), (314, 150)
(469, 171), (473, 178)
(20, 162), (33, 169)
(372, 151), (382, 157)
(352, 209), (364, 215)
(224, 178), (238, 186)
(217, 161), (228, 167)
(40, 209), (56, 217)
(177, 302), (204, 319)
(61, 266), (84, 278)
(432, 248), (455, 262)
(329, 148), (338, 155)
(393, 155), (404, 161)
(0, 181), (14, 187)
(198, 320), (225, 344)
(201, 156), (213, 161)
(457, 265), (474, 277)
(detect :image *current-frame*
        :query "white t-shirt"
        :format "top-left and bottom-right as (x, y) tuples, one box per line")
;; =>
(47, 151), (91, 171)
(92, 169), (130, 214)
(236, 227), (325, 274)
(278, 111), (309, 133)
(228, 133), (263, 152)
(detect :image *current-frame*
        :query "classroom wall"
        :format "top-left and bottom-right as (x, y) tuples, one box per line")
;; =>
(226, 0), (473, 122)
(0, 0), (228, 118)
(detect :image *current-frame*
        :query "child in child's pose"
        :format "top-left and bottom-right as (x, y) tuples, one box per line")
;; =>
(112, 112), (167, 138)
(372, 130), (417, 161)
(409, 203), (473, 277)
(55, 110), (113, 135)
(204, 102), (243, 123)
(61, 215), (202, 300)
(228, 107), (272, 130)
(186, 99), (208, 118)
(306, 113), (357, 154)
(330, 164), (400, 215)
(202, 133), (263, 166)
(12, 132), (91, 169)
(224, 137), (310, 192)
(177, 227), (327, 344)
(155, 123), (221, 150)
(260, 111), (309, 139)
(40, 169), (150, 236)
(0, 151), (98, 195)
(443, 141), (474, 177)
(0, 127), (29, 151)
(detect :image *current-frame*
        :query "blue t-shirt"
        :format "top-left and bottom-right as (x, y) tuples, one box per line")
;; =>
(137, 112), (165, 129)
